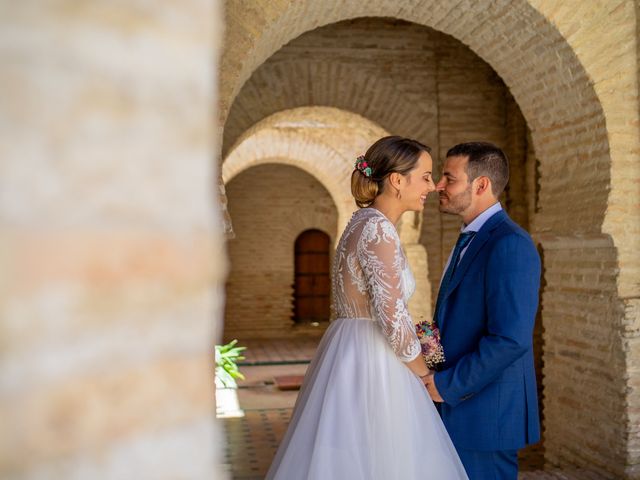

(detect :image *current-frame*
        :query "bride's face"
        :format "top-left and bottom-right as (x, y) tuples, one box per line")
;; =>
(399, 151), (436, 212)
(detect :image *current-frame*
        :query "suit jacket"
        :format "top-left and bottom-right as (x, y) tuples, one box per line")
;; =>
(433, 209), (541, 451)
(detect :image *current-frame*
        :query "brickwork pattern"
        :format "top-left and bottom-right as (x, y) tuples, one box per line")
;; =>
(538, 234), (630, 478)
(223, 106), (387, 232)
(223, 106), (435, 337)
(4, 0), (637, 478)
(224, 164), (338, 339)
(223, 18), (439, 157)
(220, 1), (640, 476)
(225, 19), (529, 312)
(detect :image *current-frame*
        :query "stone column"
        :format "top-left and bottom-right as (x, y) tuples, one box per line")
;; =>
(535, 233), (629, 478)
(0, 1), (226, 478)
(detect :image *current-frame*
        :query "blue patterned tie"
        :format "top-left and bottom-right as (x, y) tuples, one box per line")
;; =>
(434, 231), (476, 323)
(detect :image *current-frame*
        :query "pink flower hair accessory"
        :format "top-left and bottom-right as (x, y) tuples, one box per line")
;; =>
(354, 155), (373, 178)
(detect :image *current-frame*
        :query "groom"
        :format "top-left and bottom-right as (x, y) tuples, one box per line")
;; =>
(424, 142), (541, 479)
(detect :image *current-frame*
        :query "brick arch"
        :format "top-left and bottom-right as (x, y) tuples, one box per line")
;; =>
(224, 163), (339, 338)
(224, 17), (533, 328)
(223, 106), (388, 231)
(222, 58), (433, 157)
(219, 3), (640, 476)
(220, 2), (610, 236)
(224, 105), (434, 323)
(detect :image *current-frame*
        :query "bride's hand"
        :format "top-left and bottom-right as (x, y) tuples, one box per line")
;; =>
(419, 370), (434, 385)
(424, 375), (444, 402)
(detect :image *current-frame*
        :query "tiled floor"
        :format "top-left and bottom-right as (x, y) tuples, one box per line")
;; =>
(224, 408), (292, 480)
(238, 337), (321, 365)
(220, 338), (606, 480)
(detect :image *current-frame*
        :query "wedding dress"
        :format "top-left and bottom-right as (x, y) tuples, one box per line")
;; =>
(265, 207), (468, 480)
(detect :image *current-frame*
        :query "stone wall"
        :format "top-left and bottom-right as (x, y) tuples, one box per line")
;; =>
(224, 164), (338, 339)
(222, 106), (389, 233)
(0, 1), (225, 478)
(219, 1), (640, 477)
(2, 0), (636, 477)
(539, 234), (627, 475)
(225, 18), (531, 309)
(222, 106), (435, 337)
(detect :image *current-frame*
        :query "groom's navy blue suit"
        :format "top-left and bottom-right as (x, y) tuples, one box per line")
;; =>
(434, 207), (541, 479)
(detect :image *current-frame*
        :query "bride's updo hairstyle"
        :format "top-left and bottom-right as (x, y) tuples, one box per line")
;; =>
(351, 135), (431, 208)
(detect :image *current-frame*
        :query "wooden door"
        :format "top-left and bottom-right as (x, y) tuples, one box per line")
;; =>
(293, 230), (330, 323)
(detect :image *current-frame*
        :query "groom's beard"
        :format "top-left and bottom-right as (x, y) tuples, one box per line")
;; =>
(438, 184), (472, 216)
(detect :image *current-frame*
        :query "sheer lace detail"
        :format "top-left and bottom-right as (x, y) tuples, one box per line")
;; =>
(331, 208), (421, 362)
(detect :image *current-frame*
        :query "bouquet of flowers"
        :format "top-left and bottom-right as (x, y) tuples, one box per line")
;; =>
(415, 319), (445, 369)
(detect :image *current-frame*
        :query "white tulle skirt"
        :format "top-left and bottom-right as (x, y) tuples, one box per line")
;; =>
(265, 318), (468, 480)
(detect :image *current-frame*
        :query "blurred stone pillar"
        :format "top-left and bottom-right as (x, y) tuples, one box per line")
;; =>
(0, 1), (226, 478)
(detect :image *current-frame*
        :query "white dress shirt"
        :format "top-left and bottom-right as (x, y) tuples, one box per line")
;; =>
(440, 202), (503, 282)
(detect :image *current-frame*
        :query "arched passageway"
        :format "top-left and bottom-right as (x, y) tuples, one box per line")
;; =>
(224, 106), (434, 338)
(224, 18), (534, 313)
(219, 2), (639, 477)
(2, 2), (637, 479)
(224, 163), (338, 339)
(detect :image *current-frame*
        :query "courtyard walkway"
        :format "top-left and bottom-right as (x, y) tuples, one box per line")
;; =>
(218, 339), (606, 480)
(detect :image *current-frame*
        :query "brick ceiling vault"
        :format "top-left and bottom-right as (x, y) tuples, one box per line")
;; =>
(221, 18), (441, 159)
(223, 106), (389, 232)
(220, 0), (613, 236)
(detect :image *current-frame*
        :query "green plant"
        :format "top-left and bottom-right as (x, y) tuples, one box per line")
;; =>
(215, 339), (246, 388)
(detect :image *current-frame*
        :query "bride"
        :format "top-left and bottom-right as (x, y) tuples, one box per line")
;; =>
(266, 136), (468, 479)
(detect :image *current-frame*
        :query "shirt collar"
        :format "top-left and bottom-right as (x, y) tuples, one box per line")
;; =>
(461, 202), (503, 233)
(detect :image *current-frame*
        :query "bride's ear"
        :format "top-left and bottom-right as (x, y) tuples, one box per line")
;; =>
(388, 172), (403, 191)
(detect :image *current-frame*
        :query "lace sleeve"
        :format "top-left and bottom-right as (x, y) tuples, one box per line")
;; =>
(357, 217), (421, 362)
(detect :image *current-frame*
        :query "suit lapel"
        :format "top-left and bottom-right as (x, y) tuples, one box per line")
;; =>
(443, 210), (508, 300)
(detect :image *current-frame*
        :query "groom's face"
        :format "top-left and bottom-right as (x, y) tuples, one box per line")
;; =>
(436, 155), (472, 216)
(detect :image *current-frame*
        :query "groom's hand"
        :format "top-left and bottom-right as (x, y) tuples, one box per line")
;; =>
(425, 377), (444, 403)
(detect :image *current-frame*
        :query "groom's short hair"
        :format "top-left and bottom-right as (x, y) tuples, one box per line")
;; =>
(446, 142), (509, 197)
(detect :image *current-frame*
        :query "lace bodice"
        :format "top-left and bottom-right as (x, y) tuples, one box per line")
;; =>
(331, 208), (421, 362)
